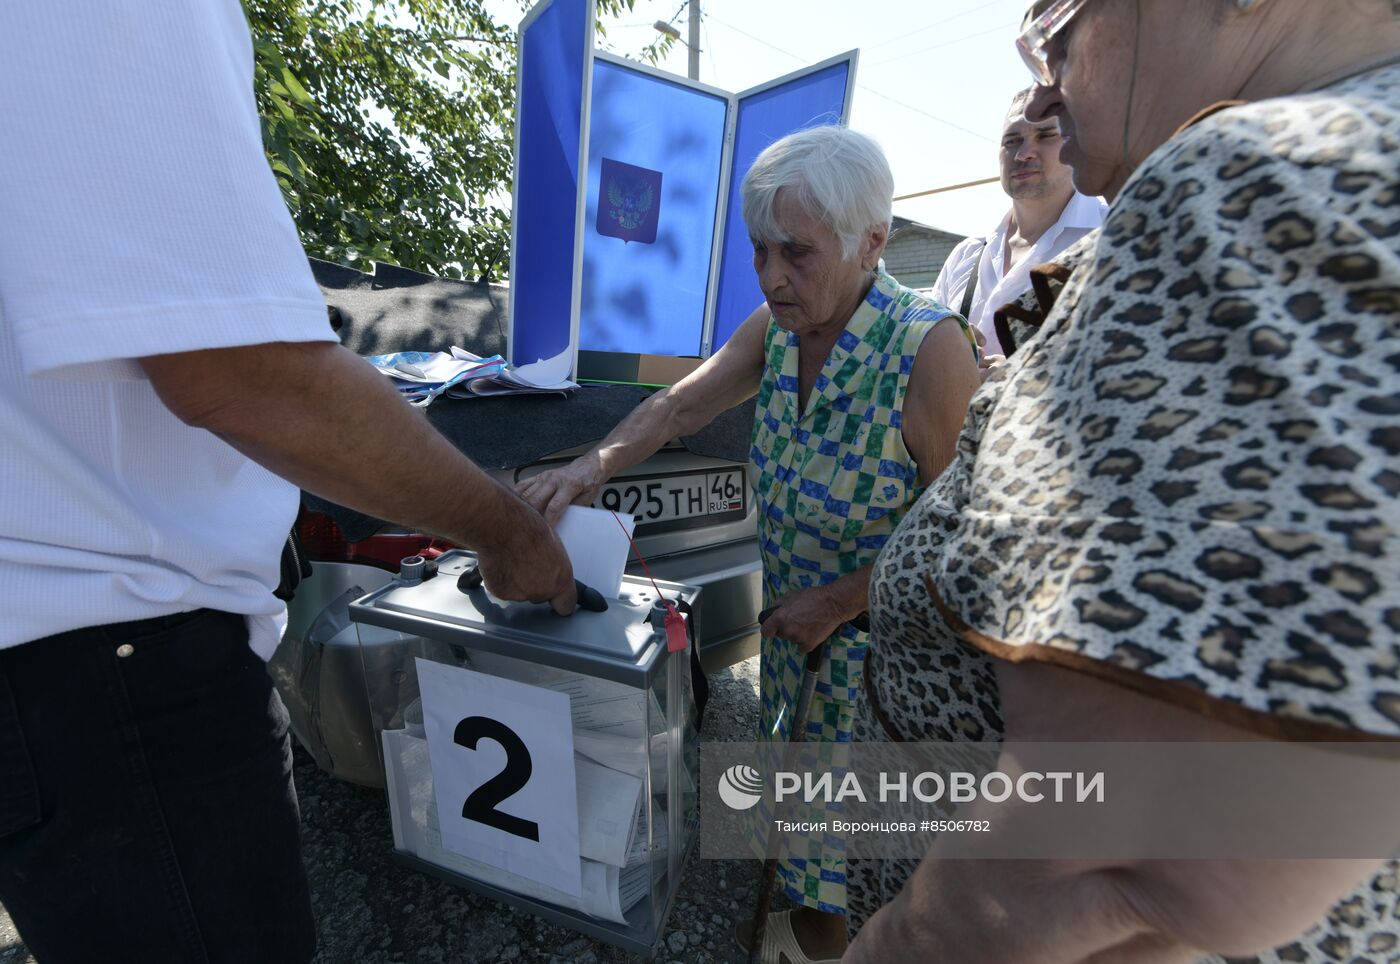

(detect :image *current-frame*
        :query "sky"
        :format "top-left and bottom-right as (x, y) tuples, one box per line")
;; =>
(488, 0), (1035, 238)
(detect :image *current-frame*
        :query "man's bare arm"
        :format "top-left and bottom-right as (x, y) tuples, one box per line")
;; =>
(140, 340), (576, 612)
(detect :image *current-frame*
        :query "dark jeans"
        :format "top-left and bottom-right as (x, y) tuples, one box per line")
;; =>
(0, 610), (316, 963)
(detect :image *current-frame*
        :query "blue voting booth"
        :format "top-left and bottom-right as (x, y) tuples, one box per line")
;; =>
(508, 0), (858, 381)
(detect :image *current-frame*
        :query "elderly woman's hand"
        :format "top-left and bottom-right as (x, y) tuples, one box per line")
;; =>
(515, 454), (607, 526)
(968, 325), (1006, 382)
(760, 586), (847, 652)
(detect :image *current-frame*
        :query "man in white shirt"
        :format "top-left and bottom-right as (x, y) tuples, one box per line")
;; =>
(0, 3), (575, 961)
(930, 88), (1107, 365)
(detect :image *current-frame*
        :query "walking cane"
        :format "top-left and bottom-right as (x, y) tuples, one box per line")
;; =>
(748, 607), (869, 964)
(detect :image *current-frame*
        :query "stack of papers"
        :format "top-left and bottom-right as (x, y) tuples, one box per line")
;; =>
(368, 347), (578, 407)
(383, 728), (656, 924)
(381, 648), (695, 924)
(459, 652), (694, 800)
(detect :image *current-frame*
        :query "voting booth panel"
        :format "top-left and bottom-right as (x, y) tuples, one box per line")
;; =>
(709, 57), (859, 352)
(350, 550), (701, 957)
(508, 0), (592, 375)
(581, 57), (728, 358)
(506, 0), (858, 382)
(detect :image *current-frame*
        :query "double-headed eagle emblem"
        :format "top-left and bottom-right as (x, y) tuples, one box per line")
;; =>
(597, 157), (662, 244)
(607, 176), (654, 231)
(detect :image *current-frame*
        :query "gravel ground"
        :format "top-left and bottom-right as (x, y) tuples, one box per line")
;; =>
(0, 656), (778, 964)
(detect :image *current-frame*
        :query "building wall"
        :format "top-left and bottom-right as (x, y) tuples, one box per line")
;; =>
(883, 221), (966, 292)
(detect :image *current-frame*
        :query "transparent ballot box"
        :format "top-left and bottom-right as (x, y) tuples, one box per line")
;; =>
(349, 549), (700, 958)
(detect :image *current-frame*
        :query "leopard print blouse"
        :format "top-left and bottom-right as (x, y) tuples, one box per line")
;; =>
(852, 64), (1400, 960)
(929, 64), (1400, 739)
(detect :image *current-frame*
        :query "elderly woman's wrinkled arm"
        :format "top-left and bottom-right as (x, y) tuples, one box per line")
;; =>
(844, 662), (1385, 964)
(517, 303), (770, 524)
(903, 316), (983, 485)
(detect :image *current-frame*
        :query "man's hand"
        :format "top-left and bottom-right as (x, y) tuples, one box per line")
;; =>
(475, 501), (577, 615)
(516, 454), (606, 526)
(760, 585), (849, 653)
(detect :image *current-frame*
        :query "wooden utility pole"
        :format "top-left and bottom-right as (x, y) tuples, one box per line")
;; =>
(687, 0), (701, 80)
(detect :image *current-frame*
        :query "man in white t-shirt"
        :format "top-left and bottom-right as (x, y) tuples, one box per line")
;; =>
(0, 3), (576, 961)
(930, 88), (1107, 367)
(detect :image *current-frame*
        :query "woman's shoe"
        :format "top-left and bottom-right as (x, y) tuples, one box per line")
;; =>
(735, 910), (845, 964)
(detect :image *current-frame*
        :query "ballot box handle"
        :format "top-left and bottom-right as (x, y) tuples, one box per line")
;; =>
(456, 565), (609, 614)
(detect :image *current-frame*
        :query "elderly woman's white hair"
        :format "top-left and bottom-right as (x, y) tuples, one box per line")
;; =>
(741, 126), (894, 262)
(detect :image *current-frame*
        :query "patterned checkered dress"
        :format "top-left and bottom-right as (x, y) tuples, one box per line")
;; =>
(750, 269), (975, 914)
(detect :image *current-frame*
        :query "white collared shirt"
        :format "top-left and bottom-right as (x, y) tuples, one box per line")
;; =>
(930, 191), (1107, 356)
(0, 0), (336, 658)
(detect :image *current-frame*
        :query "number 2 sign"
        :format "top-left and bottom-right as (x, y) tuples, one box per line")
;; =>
(416, 659), (582, 898)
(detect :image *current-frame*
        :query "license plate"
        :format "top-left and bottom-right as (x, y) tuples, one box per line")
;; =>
(594, 469), (745, 525)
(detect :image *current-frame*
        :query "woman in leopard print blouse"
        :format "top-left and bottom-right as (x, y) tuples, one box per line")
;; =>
(846, 1), (1400, 962)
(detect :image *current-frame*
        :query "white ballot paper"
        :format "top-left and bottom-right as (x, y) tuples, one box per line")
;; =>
(626, 799), (669, 868)
(456, 654), (665, 741)
(383, 728), (652, 924)
(574, 728), (673, 792)
(416, 659), (582, 898)
(576, 756), (644, 868)
(547, 674), (663, 739)
(449, 658), (690, 801)
(554, 505), (634, 599)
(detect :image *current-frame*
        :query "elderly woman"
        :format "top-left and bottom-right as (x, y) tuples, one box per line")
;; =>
(845, 1), (1400, 962)
(519, 125), (979, 961)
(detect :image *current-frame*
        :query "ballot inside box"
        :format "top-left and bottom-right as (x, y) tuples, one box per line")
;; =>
(349, 549), (700, 958)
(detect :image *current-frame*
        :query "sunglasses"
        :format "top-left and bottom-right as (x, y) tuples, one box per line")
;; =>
(1016, 0), (1092, 87)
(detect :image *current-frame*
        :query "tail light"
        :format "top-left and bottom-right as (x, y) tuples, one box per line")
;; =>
(295, 508), (455, 572)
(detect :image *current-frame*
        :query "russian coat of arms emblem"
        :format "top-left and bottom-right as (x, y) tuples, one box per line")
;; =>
(596, 157), (662, 245)
(608, 178), (652, 230)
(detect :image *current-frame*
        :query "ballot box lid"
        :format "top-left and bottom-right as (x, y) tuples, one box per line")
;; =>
(349, 550), (697, 688)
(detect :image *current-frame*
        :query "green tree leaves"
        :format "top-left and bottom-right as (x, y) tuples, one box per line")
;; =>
(245, 0), (662, 282)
